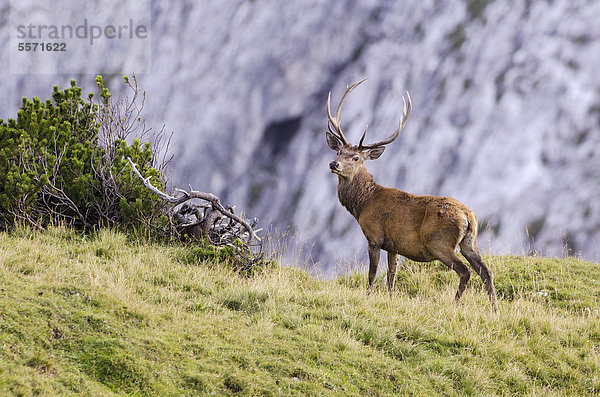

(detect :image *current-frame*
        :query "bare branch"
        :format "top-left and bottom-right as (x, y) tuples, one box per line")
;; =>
(126, 157), (260, 244)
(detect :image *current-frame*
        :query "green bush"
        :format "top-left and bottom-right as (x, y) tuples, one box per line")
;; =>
(0, 76), (165, 231)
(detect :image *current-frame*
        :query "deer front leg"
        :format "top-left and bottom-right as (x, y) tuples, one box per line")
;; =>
(367, 242), (380, 294)
(387, 252), (399, 298)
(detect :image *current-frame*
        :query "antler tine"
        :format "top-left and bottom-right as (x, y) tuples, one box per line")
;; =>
(358, 124), (368, 148)
(327, 78), (368, 146)
(335, 78), (367, 121)
(327, 92), (348, 145)
(326, 92), (340, 137)
(358, 91), (412, 150)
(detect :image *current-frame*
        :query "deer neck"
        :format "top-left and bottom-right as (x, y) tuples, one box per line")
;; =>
(337, 166), (380, 220)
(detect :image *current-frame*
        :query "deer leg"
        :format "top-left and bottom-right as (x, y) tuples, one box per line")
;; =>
(460, 240), (498, 312)
(435, 252), (471, 302)
(367, 243), (381, 294)
(454, 261), (471, 302)
(387, 252), (399, 298)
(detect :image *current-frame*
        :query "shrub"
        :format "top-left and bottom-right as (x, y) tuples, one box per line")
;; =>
(0, 75), (168, 231)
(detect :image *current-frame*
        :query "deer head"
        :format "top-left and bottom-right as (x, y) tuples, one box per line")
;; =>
(326, 79), (412, 180)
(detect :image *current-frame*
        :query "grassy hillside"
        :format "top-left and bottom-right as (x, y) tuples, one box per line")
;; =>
(1, 227), (599, 396)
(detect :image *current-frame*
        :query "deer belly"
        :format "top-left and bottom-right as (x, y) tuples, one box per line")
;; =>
(382, 236), (436, 262)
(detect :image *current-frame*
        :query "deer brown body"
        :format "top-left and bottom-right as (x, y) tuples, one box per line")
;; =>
(326, 79), (498, 311)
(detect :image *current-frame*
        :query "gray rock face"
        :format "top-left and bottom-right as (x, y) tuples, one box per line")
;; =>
(2, 0), (599, 271)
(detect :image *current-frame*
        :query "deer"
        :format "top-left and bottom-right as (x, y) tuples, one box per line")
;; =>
(326, 79), (498, 311)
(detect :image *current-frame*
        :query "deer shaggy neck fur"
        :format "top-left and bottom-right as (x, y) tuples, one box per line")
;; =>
(337, 166), (379, 220)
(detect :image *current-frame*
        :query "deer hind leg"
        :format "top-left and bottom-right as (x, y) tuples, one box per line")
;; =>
(460, 236), (499, 312)
(387, 252), (399, 298)
(423, 229), (471, 302)
(438, 253), (472, 302)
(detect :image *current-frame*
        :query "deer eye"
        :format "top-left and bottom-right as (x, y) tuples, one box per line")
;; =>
(353, 156), (360, 161)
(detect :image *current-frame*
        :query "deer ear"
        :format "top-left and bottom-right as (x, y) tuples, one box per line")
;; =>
(365, 146), (385, 160)
(326, 131), (342, 151)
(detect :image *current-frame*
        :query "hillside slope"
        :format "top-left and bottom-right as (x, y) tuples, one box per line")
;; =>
(1, 228), (599, 395)
(2, 1), (600, 263)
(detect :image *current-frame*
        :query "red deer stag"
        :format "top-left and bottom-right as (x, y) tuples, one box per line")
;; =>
(326, 79), (498, 311)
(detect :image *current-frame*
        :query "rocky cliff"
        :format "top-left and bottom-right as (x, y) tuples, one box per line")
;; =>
(2, 0), (599, 271)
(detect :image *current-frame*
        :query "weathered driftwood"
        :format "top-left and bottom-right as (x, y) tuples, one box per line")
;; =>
(127, 157), (260, 245)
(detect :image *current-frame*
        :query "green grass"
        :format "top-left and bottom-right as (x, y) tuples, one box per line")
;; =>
(1, 227), (600, 396)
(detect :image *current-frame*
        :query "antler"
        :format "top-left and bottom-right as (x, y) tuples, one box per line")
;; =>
(327, 78), (367, 146)
(358, 91), (412, 150)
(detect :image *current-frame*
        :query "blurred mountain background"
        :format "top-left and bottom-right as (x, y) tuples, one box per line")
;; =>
(1, 0), (599, 273)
